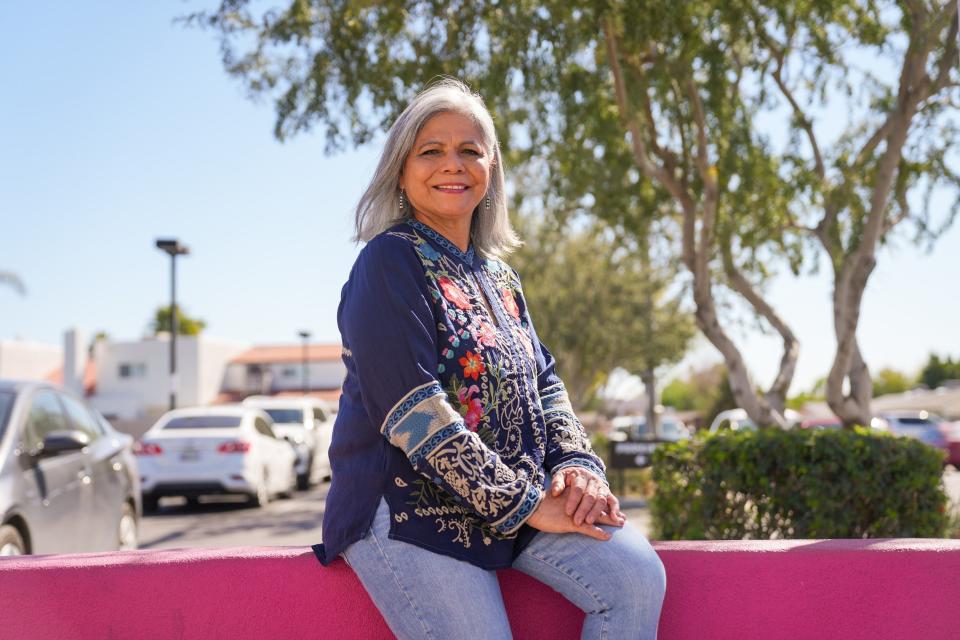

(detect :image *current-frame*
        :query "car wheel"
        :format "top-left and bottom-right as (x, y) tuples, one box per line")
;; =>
(249, 471), (270, 508)
(142, 495), (160, 514)
(117, 503), (138, 551)
(0, 524), (26, 556)
(296, 472), (310, 491)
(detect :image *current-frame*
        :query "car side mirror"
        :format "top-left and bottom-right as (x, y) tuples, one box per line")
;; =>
(34, 430), (91, 458)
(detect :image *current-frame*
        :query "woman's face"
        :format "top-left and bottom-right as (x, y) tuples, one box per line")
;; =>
(399, 111), (492, 227)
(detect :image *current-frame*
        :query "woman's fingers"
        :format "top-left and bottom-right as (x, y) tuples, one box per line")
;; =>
(584, 493), (608, 525)
(574, 520), (612, 541)
(573, 477), (601, 525)
(595, 509), (625, 527)
(550, 472), (566, 497)
(606, 492), (626, 521)
(564, 473), (589, 516)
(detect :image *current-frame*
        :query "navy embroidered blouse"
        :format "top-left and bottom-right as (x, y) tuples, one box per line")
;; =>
(312, 219), (605, 569)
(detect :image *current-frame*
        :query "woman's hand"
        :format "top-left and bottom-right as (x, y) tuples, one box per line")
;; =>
(526, 491), (614, 541)
(550, 466), (626, 527)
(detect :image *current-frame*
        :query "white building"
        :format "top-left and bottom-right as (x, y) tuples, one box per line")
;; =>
(89, 332), (249, 423)
(0, 339), (62, 381)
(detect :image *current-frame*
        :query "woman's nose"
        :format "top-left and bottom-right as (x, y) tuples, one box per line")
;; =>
(439, 149), (464, 172)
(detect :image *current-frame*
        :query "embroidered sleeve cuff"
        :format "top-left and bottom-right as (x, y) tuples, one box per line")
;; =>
(492, 482), (544, 536)
(550, 456), (608, 485)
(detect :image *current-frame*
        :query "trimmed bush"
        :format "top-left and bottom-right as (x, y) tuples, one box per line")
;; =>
(651, 428), (949, 539)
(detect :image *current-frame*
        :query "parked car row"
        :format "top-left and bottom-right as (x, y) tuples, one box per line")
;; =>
(710, 406), (958, 465)
(0, 378), (337, 556)
(135, 398), (334, 512)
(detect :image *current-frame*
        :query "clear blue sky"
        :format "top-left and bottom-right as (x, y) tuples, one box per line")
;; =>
(1, 2), (958, 395)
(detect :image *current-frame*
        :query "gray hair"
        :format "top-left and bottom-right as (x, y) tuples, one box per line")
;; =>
(354, 78), (520, 258)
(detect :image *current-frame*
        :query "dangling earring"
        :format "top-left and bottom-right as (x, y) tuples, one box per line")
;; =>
(399, 189), (406, 214)
(485, 195), (491, 210)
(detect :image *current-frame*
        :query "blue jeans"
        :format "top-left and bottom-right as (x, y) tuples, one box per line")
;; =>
(343, 498), (666, 639)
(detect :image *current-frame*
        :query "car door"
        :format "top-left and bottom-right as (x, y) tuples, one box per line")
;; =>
(16, 389), (88, 554)
(60, 393), (125, 551)
(312, 405), (332, 474)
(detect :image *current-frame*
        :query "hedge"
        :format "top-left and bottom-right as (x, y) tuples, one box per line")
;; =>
(650, 427), (949, 540)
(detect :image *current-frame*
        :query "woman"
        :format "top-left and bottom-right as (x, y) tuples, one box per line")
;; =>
(312, 79), (666, 639)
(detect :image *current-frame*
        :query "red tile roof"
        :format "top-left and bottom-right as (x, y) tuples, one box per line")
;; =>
(230, 344), (342, 365)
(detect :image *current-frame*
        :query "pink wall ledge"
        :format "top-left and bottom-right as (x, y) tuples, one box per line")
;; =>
(1, 539), (958, 639)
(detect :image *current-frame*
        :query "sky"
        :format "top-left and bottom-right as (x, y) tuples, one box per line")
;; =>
(1, 2), (958, 398)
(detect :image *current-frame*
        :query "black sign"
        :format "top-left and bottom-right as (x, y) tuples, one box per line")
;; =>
(608, 440), (670, 469)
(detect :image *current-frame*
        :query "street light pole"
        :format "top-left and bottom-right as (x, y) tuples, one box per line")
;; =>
(298, 330), (311, 396)
(156, 239), (190, 411)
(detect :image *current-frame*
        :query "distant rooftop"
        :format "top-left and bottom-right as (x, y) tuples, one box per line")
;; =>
(229, 344), (342, 365)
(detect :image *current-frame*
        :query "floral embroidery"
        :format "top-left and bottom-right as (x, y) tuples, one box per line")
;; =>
(439, 276), (473, 310)
(456, 384), (484, 431)
(459, 350), (486, 380)
(501, 289), (520, 319)
(474, 320), (497, 349)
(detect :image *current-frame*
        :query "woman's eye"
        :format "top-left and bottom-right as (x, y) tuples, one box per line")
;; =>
(421, 149), (440, 156)
(462, 148), (482, 156)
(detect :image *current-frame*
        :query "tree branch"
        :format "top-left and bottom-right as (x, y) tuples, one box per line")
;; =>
(760, 33), (826, 180)
(721, 246), (799, 400)
(602, 17), (692, 212)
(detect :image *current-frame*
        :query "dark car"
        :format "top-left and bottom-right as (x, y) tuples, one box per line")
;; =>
(0, 380), (140, 556)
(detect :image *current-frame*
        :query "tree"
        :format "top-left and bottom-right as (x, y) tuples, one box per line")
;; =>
(510, 215), (695, 411)
(150, 305), (206, 336)
(872, 367), (913, 396)
(919, 353), (960, 389)
(188, 0), (959, 429)
(0, 271), (25, 296)
(88, 331), (109, 357)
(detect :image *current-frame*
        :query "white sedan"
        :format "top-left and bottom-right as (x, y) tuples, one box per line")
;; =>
(135, 406), (297, 511)
(242, 396), (334, 489)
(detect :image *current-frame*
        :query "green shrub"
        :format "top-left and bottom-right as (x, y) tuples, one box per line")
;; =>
(651, 428), (949, 539)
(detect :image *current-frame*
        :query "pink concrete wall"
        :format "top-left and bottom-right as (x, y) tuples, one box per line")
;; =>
(1, 539), (958, 639)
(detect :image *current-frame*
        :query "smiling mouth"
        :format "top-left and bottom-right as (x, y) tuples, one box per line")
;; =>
(434, 185), (469, 193)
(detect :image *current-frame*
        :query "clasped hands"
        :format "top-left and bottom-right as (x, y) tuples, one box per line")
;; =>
(527, 466), (626, 541)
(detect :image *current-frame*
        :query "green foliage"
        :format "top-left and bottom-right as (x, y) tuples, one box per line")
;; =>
(919, 353), (960, 389)
(660, 363), (736, 425)
(872, 367), (913, 397)
(786, 377), (826, 410)
(150, 305), (207, 336)
(511, 216), (695, 409)
(651, 429), (949, 540)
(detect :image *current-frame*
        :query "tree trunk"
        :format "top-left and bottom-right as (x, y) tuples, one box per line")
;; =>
(642, 368), (658, 437)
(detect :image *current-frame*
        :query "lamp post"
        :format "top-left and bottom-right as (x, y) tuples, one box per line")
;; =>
(298, 330), (311, 395)
(155, 238), (190, 411)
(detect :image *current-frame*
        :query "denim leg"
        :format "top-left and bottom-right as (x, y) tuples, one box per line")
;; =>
(343, 498), (513, 640)
(512, 523), (666, 640)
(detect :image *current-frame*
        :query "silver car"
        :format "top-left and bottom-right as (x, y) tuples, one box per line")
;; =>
(0, 380), (140, 556)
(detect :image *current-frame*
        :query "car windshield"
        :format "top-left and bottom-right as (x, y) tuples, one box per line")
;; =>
(0, 391), (14, 440)
(660, 421), (685, 438)
(263, 408), (304, 424)
(163, 415), (242, 429)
